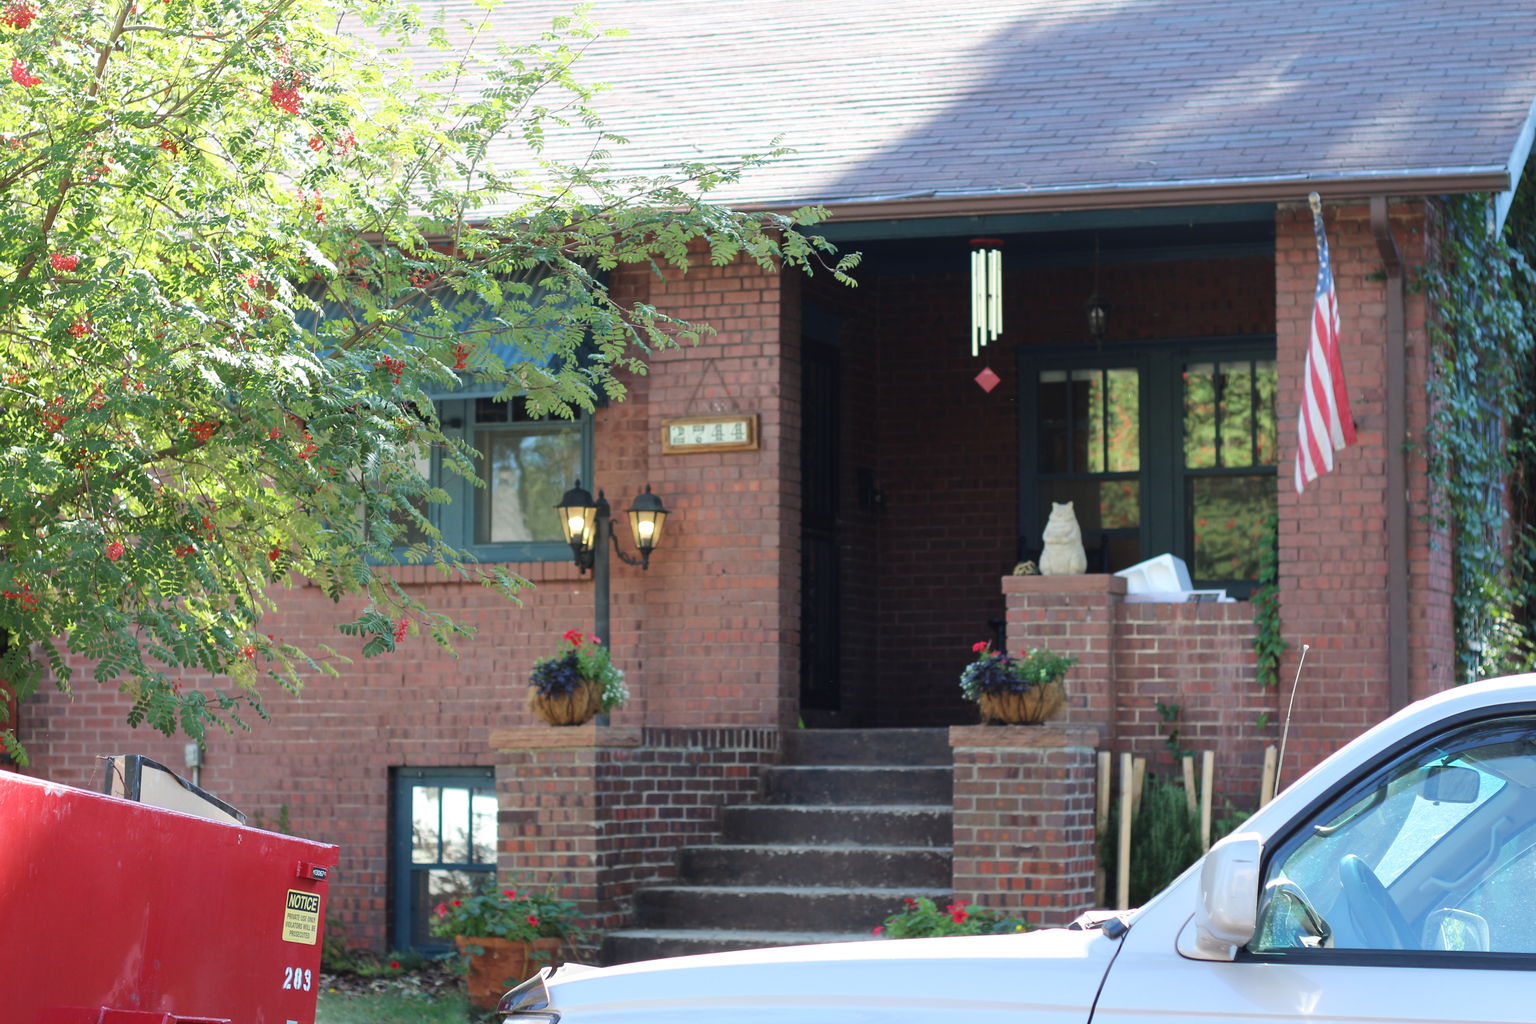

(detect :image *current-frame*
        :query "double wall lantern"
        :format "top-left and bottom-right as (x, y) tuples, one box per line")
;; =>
(556, 481), (669, 572)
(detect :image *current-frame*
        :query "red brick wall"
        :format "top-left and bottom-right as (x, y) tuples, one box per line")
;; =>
(1274, 199), (1452, 781)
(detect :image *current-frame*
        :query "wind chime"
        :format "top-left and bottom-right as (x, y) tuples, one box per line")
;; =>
(969, 238), (1003, 357)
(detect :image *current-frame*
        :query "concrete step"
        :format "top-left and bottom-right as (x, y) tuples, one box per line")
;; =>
(721, 804), (952, 847)
(601, 928), (874, 965)
(631, 885), (949, 933)
(679, 843), (952, 888)
(762, 765), (951, 806)
(783, 728), (952, 766)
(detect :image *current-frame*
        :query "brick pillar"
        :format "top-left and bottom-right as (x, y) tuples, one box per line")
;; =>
(949, 724), (1101, 928)
(1003, 574), (1123, 738)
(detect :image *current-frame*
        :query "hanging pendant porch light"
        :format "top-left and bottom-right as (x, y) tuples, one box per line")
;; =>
(969, 238), (1004, 357)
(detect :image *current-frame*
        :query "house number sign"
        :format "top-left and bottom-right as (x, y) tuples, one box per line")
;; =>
(662, 414), (759, 453)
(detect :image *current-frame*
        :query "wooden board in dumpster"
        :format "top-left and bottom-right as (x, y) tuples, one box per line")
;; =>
(0, 770), (339, 1024)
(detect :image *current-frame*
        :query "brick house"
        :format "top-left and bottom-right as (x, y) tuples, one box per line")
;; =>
(19, 1), (1536, 957)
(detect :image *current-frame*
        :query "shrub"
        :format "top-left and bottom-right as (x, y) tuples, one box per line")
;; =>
(873, 897), (1030, 938)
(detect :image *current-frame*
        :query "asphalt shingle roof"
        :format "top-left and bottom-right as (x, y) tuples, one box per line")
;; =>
(424, 0), (1536, 212)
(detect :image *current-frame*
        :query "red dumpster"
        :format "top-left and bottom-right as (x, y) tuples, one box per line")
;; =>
(0, 768), (339, 1024)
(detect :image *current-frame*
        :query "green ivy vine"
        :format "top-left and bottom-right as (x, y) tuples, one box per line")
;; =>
(1420, 175), (1536, 682)
(1251, 510), (1284, 722)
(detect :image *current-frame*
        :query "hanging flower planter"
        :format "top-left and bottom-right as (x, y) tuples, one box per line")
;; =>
(961, 642), (1076, 726)
(527, 630), (629, 726)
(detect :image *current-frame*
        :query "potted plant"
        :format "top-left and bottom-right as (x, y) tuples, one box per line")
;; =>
(431, 882), (583, 1010)
(528, 629), (628, 726)
(960, 641), (1076, 724)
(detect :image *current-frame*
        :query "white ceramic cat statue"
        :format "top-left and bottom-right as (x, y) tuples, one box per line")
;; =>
(1038, 501), (1087, 576)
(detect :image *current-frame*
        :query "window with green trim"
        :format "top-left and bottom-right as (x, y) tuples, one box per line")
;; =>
(413, 396), (592, 562)
(1019, 337), (1276, 595)
(391, 767), (497, 952)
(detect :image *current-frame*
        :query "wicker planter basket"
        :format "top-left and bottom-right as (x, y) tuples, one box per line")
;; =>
(976, 679), (1066, 725)
(528, 678), (603, 726)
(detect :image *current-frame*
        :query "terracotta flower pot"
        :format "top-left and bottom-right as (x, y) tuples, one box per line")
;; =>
(976, 679), (1066, 725)
(454, 935), (564, 1010)
(528, 678), (602, 726)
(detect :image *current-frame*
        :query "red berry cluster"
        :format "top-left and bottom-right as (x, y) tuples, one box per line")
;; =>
(2, 584), (37, 609)
(375, 355), (406, 382)
(173, 544), (197, 557)
(68, 320), (90, 337)
(393, 618), (409, 643)
(48, 252), (78, 272)
(105, 541), (125, 561)
(38, 398), (68, 432)
(158, 138), (179, 155)
(452, 343), (471, 370)
(10, 57), (40, 87)
(297, 430), (316, 460)
(188, 420), (218, 442)
(1, 1), (37, 28)
(268, 72), (305, 115)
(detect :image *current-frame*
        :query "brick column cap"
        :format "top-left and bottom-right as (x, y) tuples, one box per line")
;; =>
(489, 725), (643, 750)
(1002, 573), (1127, 596)
(949, 723), (1103, 750)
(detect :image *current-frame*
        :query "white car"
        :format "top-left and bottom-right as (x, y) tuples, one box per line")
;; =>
(501, 675), (1536, 1023)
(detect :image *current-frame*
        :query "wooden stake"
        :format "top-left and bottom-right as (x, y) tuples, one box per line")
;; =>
(1130, 756), (1147, 819)
(1117, 752), (1133, 910)
(1260, 745), (1279, 807)
(1095, 751), (1111, 906)
(1200, 750), (1215, 850)
(1181, 755), (1197, 817)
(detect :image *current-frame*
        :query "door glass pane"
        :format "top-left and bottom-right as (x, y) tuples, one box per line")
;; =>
(1105, 369), (1140, 472)
(409, 867), (489, 947)
(475, 427), (583, 544)
(439, 786), (470, 864)
(1254, 360), (1278, 465)
(470, 786), (497, 864)
(1218, 360), (1254, 468)
(411, 786), (441, 864)
(1184, 363), (1217, 469)
(1037, 370), (1073, 473)
(1189, 475), (1272, 581)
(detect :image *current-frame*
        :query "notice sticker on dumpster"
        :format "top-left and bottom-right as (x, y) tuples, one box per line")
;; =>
(282, 889), (322, 945)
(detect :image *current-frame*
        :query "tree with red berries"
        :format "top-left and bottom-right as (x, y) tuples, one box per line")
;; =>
(0, 0), (854, 759)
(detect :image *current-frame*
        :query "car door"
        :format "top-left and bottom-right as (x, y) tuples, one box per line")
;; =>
(1091, 713), (1536, 1024)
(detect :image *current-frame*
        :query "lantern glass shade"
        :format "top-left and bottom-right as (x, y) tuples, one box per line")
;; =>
(626, 486), (669, 555)
(1087, 298), (1109, 340)
(556, 482), (599, 555)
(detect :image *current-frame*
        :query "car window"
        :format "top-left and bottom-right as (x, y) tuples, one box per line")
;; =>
(1250, 715), (1536, 956)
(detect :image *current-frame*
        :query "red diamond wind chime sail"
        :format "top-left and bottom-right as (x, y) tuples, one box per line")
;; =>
(971, 238), (1003, 392)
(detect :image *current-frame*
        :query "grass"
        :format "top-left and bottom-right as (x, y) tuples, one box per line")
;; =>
(315, 988), (475, 1024)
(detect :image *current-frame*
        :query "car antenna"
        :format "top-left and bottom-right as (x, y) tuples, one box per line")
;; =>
(1274, 643), (1311, 792)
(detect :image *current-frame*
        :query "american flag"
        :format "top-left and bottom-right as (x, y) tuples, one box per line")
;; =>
(1293, 199), (1356, 494)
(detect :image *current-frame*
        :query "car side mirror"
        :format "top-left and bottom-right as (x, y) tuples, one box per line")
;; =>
(1178, 831), (1263, 961)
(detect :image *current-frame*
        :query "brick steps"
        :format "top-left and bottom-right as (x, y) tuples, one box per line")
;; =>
(600, 729), (954, 964)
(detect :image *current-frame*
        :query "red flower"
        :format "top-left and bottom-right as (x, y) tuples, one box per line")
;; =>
(434, 902), (449, 917)
(389, 960), (401, 971)
(105, 541), (124, 562)
(451, 899), (462, 907)
(872, 924), (884, 936)
(48, 253), (78, 272)
(526, 915), (539, 927)
(1, 2), (37, 29)
(951, 909), (968, 923)
(9, 58), (40, 87)
(562, 629), (584, 646)
(971, 641), (989, 653)
(502, 889), (518, 899)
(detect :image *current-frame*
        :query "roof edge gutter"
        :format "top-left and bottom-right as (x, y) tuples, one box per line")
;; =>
(1493, 98), (1536, 233)
(755, 170), (1511, 223)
